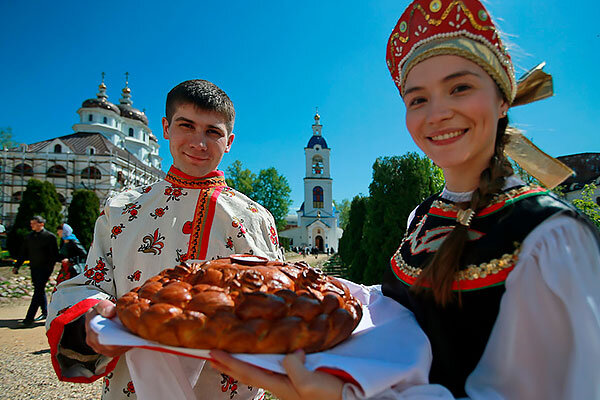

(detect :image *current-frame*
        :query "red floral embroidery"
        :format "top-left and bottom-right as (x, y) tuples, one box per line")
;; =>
(182, 221), (193, 235)
(84, 258), (111, 287)
(150, 205), (169, 219)
(99, 210), (105, 216)
(127, 270), (142, 282)
(176, 249), (188, 263)
(142, 185), (152, 193)
(269, 226), (279, 246)
(220, 374), (239, 399)
(232, 218), (246, 238)
(225, 236), (234, 250)
(110, 224), (125, 239)
(222, 187), (236, 198)
(123, 380), (135, 396)
(103, 372), (113, 394)
(164, 185), (187, 202)
(247, 204), (258, 213)
(122, 202), (141, 221)
(138, 228), (166, 255)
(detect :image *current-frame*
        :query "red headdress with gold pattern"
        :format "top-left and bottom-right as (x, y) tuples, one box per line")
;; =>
(386, 0), (516, 103)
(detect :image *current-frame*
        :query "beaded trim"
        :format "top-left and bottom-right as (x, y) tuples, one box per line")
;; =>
(391, 244), (519, 290)
(165, 171), (227, 189)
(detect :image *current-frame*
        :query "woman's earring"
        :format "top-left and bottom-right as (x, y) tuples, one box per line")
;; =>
(501, 110), (507, 117)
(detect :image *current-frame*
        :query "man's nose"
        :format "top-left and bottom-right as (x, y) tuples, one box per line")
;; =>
(189, 133), (208, 149)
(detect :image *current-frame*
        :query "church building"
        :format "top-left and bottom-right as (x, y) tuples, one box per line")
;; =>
(0, 74), (164, 226)
(279, 113), (343, 252)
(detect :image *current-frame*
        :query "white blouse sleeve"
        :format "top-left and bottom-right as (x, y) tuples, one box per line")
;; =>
(343, 214), (600, 399)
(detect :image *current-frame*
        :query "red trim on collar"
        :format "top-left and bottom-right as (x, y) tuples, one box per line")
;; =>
(165, 166), (227, 189)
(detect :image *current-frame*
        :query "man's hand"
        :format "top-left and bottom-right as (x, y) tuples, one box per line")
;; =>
(85, 300), (131, 358)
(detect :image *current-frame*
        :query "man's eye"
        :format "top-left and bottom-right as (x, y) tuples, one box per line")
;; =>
(179, 123), (193, 129)
(208, 130), (224, 137)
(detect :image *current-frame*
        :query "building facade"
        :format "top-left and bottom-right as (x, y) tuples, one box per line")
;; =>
(0, 77), (164, 226)
(279, 113), (343, 252)
(557, 153), (600, 203)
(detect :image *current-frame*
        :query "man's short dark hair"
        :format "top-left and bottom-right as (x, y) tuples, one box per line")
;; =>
(166, 80), (235, 133)
(31, 215), (46, 224)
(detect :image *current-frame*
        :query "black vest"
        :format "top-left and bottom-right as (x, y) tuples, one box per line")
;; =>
(382, 185), (581, 397)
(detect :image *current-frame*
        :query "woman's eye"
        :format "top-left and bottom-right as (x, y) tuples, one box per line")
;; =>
(408, 97), (426, 107)
(451, 84), (471, 94)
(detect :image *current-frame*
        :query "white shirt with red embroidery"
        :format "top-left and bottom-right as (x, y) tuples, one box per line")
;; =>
(46, 167), (282, 400)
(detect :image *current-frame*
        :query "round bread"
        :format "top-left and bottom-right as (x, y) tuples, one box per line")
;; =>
(116, 256), (363, 353)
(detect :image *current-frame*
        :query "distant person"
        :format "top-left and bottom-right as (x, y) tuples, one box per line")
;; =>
(13, 215), (59, 327)
(55, 223), (87, 287)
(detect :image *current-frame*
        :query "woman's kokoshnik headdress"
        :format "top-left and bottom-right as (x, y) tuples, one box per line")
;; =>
(386, 0), (573, 189)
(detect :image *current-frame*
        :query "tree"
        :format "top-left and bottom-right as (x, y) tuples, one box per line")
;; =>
(7, 179), (63, 257)
(253, 168), (293, 231)
(67, 189), (100, 250)
(338, 196), (368, 282)
(360, 153), (444, 284)
(0, 127), (16, 149)
(333, 199), (351, 230)
(226, 160), (292, 231)
(571, 183), (600, 229)
(225, 160), (256, 196)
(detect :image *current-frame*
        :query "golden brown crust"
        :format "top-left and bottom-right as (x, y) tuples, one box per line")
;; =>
(116, 257), (363, 353)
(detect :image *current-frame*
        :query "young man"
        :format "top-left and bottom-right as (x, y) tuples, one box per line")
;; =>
(47, 80), (282, 400)
(13, 215), (59, 327)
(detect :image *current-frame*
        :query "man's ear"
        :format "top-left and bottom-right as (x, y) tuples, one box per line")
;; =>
(224, 133), (235, 153)
(162, 117), (170, 140)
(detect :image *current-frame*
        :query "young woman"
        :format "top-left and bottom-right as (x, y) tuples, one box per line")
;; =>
(210, 0), (600, 398)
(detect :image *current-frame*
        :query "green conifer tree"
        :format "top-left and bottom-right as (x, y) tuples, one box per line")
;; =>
(67, 189), (100, 250)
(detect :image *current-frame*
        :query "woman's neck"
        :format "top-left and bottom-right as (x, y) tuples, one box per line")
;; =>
(442, 168), (481, 193)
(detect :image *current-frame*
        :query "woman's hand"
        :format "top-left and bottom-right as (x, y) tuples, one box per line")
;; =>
(210, 349), (343, 400)
(85, 300), (131, 358)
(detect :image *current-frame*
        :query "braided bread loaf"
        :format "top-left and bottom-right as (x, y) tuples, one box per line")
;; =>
(116, 256), (362, 353)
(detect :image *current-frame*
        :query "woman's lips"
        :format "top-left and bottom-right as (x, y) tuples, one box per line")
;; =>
(428, 129), (467, 144)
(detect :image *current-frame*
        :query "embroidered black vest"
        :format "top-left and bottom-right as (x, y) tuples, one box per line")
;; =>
(382, 185), (580, 397)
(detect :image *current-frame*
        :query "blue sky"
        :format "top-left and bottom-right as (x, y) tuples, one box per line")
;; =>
(1, 1), (599, 210)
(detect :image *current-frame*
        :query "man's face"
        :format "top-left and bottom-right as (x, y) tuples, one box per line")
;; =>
(162, 103), (234, 177)
(30, 220), (44, 232)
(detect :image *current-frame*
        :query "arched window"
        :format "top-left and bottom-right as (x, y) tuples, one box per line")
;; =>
(81, 166), (102, 180)
(103, 116), (108, 124)
(57, 193), (66, 205)
(87, 147), (95, 155)
(54, 144), (62, 153)
(47, 164), (67, 178)
(312, 156), (323, 175)
(313, 186), (324, 209)
(13, 163), (33, 176)
(11, 191), (23, 203)
(129, 127), (134, 137)
(88, 114), (93, 122)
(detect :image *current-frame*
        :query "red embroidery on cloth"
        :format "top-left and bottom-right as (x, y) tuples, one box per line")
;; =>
(164, 185), (187, 202)
(138, 228), (166, 255)
(122, 202), (141, 221)
(182, 221), (193, 234)
(247, 204), (258, 213)
(232, 217), (246, 238)
(123, 380), (135, 397)
(110, 224), (125, 239)
(225, 236), (234, 250)
(83, 258), (111, 286)
(186, 186), (223, 260)
(220, 374), (239, 399)
(150, 205), (169, 219)
(269, 226), (278, 246)
(127, 270), (142, 282)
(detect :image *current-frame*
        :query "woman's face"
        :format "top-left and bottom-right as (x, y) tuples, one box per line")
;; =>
(403, 55), (508, 177)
